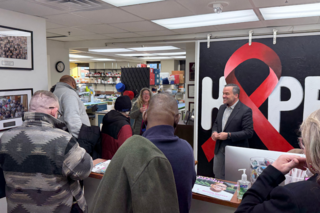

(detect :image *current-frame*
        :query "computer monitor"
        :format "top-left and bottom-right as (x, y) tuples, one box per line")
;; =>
(225, 146), (306, 185)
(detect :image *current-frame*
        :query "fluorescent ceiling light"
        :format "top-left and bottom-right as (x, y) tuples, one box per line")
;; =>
(260, 3), (320, 20)
(69, 59), (78, 62)
(89, 48), (132, 52)
(141, 57), (171, 60)
(156, 52), (186, 56)
(92, 58), (115, 61)
(117, 53), (156, 56)
(69, 54), (92, 58)
(130, 46), (179, 51)
(101, 0), (163, 7)
(152, 10), (259, 29)
(172, 56), (186, 59)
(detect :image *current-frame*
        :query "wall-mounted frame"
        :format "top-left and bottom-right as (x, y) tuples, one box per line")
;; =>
(188, 84), (195, 98)
(0, 88), (33, 131)
(189, 62), (195, 81)
(189, 102), (194, 112)
(0, 25), (33, 70)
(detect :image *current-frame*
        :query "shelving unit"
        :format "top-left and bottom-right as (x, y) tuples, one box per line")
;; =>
(86, 69), (121, 71)
(85, 75), (121, 78)
(77, 83), (117, 85)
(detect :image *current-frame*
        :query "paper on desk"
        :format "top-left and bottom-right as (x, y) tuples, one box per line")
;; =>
(92, 160), (111, 174)
(192, 176), (237, 201)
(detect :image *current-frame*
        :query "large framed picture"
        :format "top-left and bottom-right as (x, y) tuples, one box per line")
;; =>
(0, 25), (33, 70)
(189, 62), (195, 81)
(0, 88), (33, 131)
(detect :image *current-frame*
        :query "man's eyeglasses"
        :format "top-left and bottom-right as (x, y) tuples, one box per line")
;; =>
(49, 107), (62, 118)
(298, 137), (305, 150)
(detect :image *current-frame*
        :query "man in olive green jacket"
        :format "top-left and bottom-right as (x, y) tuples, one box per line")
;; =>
(90, 135), (179, 213)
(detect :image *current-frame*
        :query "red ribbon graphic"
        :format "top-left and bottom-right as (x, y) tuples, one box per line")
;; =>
(202, 42), (294, 162)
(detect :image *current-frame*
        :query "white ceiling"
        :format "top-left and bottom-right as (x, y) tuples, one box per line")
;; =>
(2, 0), (320, 61)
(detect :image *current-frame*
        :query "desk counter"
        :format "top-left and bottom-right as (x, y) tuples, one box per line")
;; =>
(84, 159), (240, 213)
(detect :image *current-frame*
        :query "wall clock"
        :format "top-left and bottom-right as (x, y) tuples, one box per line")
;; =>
(55, 61), (65, 73)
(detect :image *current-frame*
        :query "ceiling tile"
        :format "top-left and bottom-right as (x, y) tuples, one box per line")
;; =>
(136, 30), (178, 36)
(176, 0), (253, 15)
(172, 25), (218, 34)
(77, 24), (127, 34)
(0, 0), (65, 16)
(263, 17), (320, 27)
(104, 32), (141, 38)
(110, 21), (167, 32)
(72, 8), (143, 24)
(253, 0), (319, 8)
(45, 13), (99, 27)
(49, 37), (86, 42)
(47, 27), (95, 36)
(46, 32), (60, 37)
(213, 21), (264, 31)
(76, 34), (112, 40)
(122, 1), (194, 20)
(46, 21), (66, 29)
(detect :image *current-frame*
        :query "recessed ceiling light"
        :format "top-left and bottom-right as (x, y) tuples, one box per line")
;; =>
(89, 48), (132, 52)
(172, 56), (186, 59)
(100, 0), (163, 7)
(117, 53), (156, 56)
(69, 54), (92, 58)
(130, 46), (179, 51)
(156, 52), (186, 56)
(141, 57), (171, 60)
(69, 59), (78, 62)
(92, 59), (116, 61)
(260, 3), (320, 20)
(152, 10), (259, 29)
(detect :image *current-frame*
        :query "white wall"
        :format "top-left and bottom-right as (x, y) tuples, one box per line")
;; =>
(0, 8), (47, 92)
(47, 40), (70, 89)
(160, 59), (175, 74)
(185, 43), (196, 112)
(0, 8), (48, 211)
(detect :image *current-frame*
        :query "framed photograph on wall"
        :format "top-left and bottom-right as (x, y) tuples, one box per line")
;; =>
(188, 84), (195, 98)
(0, 88), (33, 131)
(0, 25), (33, 70)
(189, 102), (194, 112)
(189, 62), (195, 81)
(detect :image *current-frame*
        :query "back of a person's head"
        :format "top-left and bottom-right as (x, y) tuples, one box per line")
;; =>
(115, 96), (132, 113)
(300, 109), (320, 182)
(147, 93), (179, 126)
(29, 90), (59, 114)
(59, 75), (75, 86)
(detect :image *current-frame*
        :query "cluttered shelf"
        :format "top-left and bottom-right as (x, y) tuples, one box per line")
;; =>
(77, 83), (117, 85)
(85, 75), (121, 78)
(86, 69), (121, 71)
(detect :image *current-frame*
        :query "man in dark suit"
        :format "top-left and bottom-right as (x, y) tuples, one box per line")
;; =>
(211, 84), (254, 179)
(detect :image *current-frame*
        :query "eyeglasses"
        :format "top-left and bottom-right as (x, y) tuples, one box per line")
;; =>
(298, 137), (305, 150)
(49, 107), (62, 118)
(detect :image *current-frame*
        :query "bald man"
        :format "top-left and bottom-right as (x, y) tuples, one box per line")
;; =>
(142, 93), (196, 213)
(53, 75), (90, 139)
(0, 90), (93, 213)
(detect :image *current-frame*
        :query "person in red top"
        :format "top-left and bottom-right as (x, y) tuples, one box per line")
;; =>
(101, 96), (132, 160)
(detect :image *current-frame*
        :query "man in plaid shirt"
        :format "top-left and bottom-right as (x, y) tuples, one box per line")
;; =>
(0, 90), (93, 213)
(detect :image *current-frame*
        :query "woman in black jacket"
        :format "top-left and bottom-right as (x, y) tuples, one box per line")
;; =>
(236, 109), (320, 213)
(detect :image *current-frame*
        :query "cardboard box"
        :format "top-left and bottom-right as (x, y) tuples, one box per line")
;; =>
(172, 71), (185, 75)
(179, 74), (184, 83)
(150, 73), (155, 85)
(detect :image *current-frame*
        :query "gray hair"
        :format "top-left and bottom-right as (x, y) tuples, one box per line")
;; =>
(300, 109), (320, 184)
(29, 90), (59, 114)
(225, 84), (240, 96)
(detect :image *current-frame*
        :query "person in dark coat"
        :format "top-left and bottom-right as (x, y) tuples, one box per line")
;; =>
(101, 95), (132, 160)
(236, 109), (320, 213)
